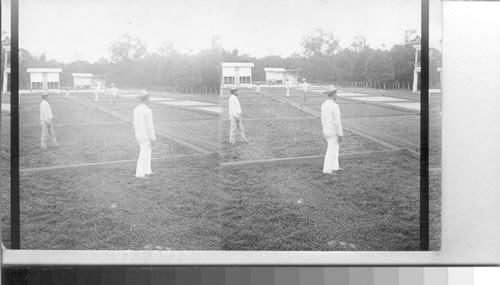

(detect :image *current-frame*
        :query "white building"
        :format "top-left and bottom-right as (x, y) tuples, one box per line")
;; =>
(412, 43), (421, 93)
(221, 62), (254, 87)
(27, 68), (62, 91)
(72, 73), (106, 90)
(72, 73), (93, 89)
(1, 37), (10, 93)
(264, 68), (299, 85)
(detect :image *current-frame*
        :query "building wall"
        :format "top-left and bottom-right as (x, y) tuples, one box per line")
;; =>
(93, 78), (106, 90)
(238, 67), (252, 77)
(284, 73), (298, 85)
(222, 67), (236, 77)
(74, 77), (92, 88)
(30, 72), (61, 90)
(222, 66), (253, 86)
(265, 71), (285, 83)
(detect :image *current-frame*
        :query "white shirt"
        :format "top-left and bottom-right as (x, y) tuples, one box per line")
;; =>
(303, 82), (308, 92)
(40, 100), (53, 123)
(133, 104), (156, 142)
(321, 100), (343, 137)
(111, 87), (118, 97)
(256, 86), (261, 93)
(228, 94), (242, 118)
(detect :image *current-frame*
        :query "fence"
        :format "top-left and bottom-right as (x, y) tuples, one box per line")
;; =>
(335, 81), (413, 90)
(149, 85), (220, 95)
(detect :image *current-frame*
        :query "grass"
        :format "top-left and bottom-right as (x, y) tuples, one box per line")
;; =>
(19, 102), (120, 126)
(0, 88), (442, 251)
(2, 157), (224, 250)
(2, 114), (196, 168)
(344, 115), (442, 167)
(160, 120), (220, 145)
(302, 101), (414, 118)
(220, 153), (422, 250)
(221, 102), (313, 119)
(218, 118), (386, 162)
(0, 153), (439, 251)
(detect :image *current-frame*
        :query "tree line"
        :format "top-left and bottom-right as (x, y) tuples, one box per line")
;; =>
(10, 30), (442, 92)
(250, 30), (442, 89)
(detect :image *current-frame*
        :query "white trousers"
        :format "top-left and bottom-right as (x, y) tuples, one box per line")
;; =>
(229, 116), (247, 143)
(136, 140), (152, 177)
(323, 135), (340, 173)
(285, 87), (290, 97)
(40, 121), (58, 149)
(94, 91), (99, 102)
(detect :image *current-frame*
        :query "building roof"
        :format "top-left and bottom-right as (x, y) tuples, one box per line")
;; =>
(264, 68), (286, 72)
(72, 73), (94, 77)
(264, 68), (299, 73)
(27, 68), (62, 73)
(222, 62), (254, 68)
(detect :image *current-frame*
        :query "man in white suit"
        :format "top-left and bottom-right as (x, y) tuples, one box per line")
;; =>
(40, 93), (59, 150)
(321, 85), (344, 174)
(228, 87), (248, 144)
(133, 90), (156, 178)
(285, 79), (291, 97)
(94, 83), (100, 102)
(110, 83), (118, 104)
(302, 78), (308, 102)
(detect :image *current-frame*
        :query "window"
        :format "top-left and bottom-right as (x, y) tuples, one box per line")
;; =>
(240, 76), (251, 84)
(31, 82), (43, 90)
(224, 76), (235, 84)
(47, 82), (59, 89)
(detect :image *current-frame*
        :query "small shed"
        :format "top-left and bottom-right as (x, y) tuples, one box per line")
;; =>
(72, 73), (93, 89)
(264, 68), (299, 85)
(221, 62), (254, 87)
(27, 68), (62, 90)
(72, 73), (106, 90)
(92, 75), (106, 90)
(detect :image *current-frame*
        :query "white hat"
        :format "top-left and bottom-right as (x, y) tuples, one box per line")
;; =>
(323, 85), (339, 95)
(136, 89), (150, 100)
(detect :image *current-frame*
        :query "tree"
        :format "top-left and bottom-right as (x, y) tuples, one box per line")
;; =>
(364, 49), (395, 88)
(19, 49), (35, 88)
(301, 29), (340, 57)
(429, 48), (442, 88)
(158, 40), (174, 57)
(333, 48), (357, 81)
(389, 44), (415, 84)
(211, 34), (223, 51)
(197, 48), (222, 89)
(350, 35), (367, 52)
(109, 34), (148, 63)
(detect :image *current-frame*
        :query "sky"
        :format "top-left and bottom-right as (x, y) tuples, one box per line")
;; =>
(2, 0), (442, 63)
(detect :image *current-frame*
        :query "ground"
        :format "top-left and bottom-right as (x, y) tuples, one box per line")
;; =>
(0, 86), (441, 250)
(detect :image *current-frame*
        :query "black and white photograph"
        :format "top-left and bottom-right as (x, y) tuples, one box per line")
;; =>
(1, 0), (442, 251)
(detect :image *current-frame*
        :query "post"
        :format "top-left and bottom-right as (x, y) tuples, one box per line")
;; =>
(420, 0), (430, 251)
(11, 0), (21, 249)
